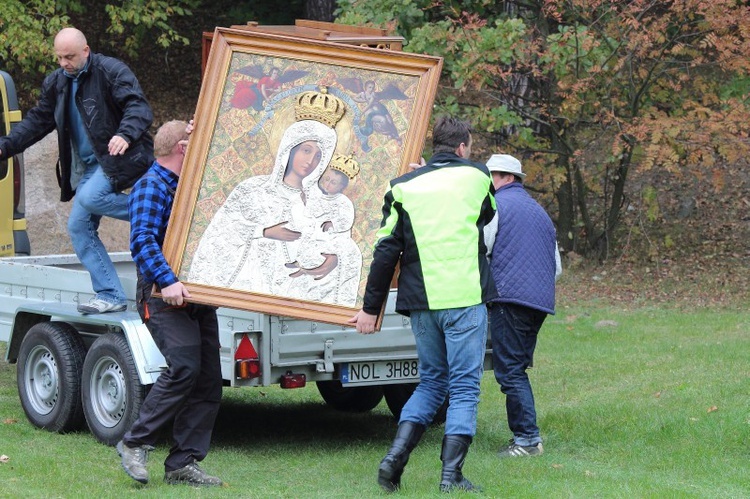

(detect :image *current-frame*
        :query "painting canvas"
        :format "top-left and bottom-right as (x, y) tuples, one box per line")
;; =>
(162, 28), (442, 326)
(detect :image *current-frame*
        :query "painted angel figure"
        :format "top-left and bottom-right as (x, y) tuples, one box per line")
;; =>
(231, 65), (308, 111)
(352, 80), (377, 111)
(338, 78), (407, 150)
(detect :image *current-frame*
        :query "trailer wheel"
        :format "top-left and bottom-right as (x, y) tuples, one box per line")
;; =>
(383, 383), (448, 424)
(316, 380), (384, 412)
(17, 322), (86, 433)
(82, 333), (145, 445)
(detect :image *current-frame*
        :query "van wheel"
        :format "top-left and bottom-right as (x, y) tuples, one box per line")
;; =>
(82, 333), (145, 445)
(316, 380), (384, 412)
(17, 322), (86, 433)
(383, 383), (448, 424)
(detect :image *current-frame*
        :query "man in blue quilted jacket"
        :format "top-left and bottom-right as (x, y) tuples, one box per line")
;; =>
(486, 154), (558, 458)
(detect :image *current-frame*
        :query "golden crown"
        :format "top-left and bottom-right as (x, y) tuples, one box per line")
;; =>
(295, 87), (346, 128)
(329, 154), (360, 179)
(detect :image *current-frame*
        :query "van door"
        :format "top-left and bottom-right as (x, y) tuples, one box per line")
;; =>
(0, 70), (29, 256)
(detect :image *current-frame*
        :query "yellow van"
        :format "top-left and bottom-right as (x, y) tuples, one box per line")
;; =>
(0, 70), (29, 256)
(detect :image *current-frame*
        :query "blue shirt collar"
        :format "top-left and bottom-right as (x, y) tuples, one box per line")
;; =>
(63, 56), (91, 80)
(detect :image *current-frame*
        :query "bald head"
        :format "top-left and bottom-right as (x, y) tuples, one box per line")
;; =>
(54, 28), (89, 75)
(55, 28), (87, 48)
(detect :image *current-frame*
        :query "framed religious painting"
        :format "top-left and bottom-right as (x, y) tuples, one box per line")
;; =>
(162, 27), (443, 326)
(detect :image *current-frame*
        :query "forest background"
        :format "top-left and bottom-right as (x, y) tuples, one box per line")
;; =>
(1, 0), (749, 307)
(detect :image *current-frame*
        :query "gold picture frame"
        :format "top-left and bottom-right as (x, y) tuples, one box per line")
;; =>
(162, 27), (442, 326)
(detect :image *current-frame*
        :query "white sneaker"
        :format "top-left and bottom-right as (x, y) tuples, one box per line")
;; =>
(77, 298), (127, 314)
(497, 440), (544, 457)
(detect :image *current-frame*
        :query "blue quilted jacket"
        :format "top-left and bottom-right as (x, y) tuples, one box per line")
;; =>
(490, 182), (556, 314)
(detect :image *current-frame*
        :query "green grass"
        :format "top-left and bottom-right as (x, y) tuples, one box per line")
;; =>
(1, 305), (749, 497)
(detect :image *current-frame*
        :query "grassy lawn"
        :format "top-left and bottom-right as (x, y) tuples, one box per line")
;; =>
(1, 302), (748, 497)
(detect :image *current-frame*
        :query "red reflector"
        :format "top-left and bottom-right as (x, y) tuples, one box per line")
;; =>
(235, 334), (258, 360)
(235, 334), (260, 379)
(280, 372), (306, 389)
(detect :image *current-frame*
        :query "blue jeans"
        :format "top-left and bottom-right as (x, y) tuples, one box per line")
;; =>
(490, 302), (547, 446)
(400, 304), (487, 436)
(67, 164), (130, 304)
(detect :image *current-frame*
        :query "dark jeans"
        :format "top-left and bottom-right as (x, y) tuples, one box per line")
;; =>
(124, 278), (222, 471)
(489, 302), (547, 446)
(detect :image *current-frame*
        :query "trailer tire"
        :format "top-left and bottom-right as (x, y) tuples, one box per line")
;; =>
(82, 333), (145, 446)
(316, 380), (384, 412)
(17, 322), (86, 433)
(383, 383), (448, 424)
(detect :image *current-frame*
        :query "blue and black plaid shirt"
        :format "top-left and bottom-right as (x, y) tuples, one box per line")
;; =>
(128, 161), (179, 288)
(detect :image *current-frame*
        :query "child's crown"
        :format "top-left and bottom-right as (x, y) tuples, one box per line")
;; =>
(330, 154), (360, 179)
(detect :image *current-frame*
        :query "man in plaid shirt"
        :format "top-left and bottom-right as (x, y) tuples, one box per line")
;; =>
(117, 120), (224, 487)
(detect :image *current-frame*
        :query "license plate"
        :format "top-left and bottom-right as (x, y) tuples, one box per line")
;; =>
(341, 360), (420, 385)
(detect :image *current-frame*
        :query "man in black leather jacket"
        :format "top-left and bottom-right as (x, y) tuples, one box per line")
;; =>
(0, 27), (154, 314)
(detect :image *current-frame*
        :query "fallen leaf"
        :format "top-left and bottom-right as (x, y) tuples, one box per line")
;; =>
(551, 464), (563, 469)
(654, 391), (661, 398)
(707, 405), (718, 413)
(3, 419), (18, 424)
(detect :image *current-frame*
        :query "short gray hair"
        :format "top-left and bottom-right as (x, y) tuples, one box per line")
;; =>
(154, 120), (188, 157)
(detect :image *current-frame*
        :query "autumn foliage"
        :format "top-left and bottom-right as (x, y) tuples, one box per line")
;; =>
(2, 1), (748, 261)
(338, 0), (750, 259)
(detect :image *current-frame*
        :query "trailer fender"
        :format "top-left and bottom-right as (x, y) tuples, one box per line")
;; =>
(6, 311), (51, 363)
(118, 319), (166, 385)
(5, 304), (165, 386)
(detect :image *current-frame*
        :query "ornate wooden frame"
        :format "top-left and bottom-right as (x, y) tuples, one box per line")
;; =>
(162, 27), (442, 326)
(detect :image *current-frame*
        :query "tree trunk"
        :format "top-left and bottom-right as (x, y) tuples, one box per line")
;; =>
(305, 0), (336, 21)
(599, 142), (633, 259)
(556, 165), (575, 253)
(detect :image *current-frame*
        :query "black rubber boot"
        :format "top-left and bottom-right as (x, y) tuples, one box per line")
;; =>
(377, 421), (426, 492)
(439, 434), (480, 493)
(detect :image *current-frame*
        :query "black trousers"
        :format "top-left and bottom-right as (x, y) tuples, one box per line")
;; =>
(124, 278), (222, 471)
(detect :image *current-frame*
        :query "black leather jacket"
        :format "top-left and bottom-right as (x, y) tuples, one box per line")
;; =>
(0, 52), (154, 201)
